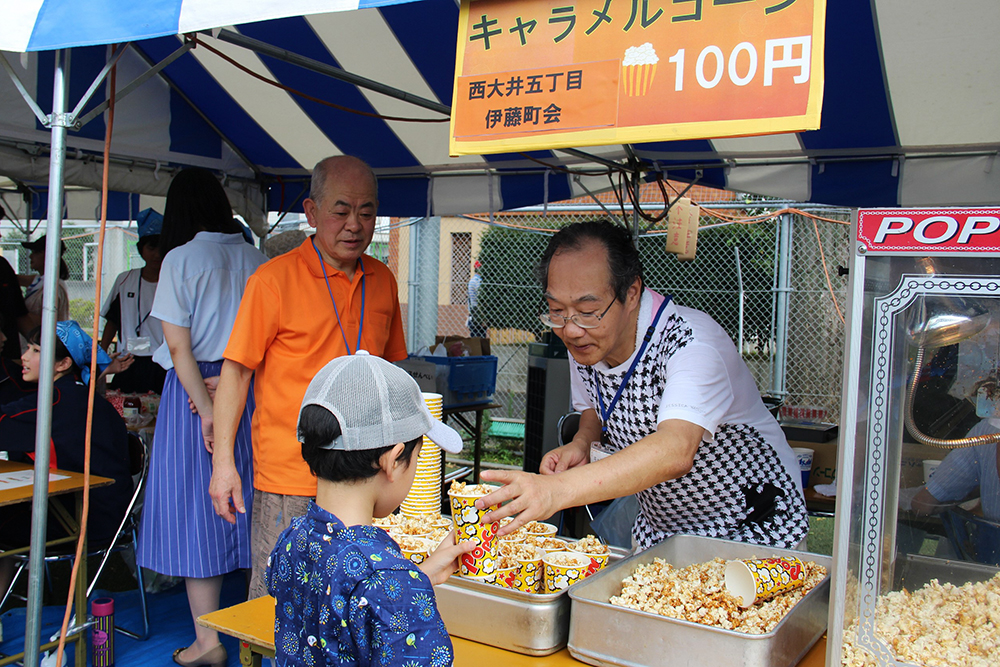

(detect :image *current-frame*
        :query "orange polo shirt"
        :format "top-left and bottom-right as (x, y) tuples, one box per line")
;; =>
(224, 239), (407, 495)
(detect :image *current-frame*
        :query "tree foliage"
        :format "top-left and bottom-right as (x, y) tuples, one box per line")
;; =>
(641, 222), (776, 347)
(475, 225), (549, 335)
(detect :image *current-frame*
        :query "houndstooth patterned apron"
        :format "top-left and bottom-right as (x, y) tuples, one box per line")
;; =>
(579, 312), (809, 551)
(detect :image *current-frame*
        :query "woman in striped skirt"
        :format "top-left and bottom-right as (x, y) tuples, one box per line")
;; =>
(136, 169), (266, 667)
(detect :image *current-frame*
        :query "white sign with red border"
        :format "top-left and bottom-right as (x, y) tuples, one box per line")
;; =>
(858, 208), (1000, 255)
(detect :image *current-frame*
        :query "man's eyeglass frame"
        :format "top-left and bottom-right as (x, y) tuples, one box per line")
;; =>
(539, 298), (616, 329)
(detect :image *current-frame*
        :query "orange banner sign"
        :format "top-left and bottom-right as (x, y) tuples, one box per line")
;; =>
(450, 0), (826, 156)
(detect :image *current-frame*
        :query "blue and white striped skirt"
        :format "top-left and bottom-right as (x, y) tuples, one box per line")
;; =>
(137, 361), (255, 578)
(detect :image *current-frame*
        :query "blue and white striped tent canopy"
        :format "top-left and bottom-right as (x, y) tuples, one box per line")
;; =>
(1, 0), (998, 230)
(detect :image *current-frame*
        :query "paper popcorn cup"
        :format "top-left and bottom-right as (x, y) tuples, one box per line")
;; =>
(568, 536), (610, 574)
(511, 547), (545, 594)
(461, 571), (498, 585)
(396, 537), (433, 565)
(725, 557), (807, 608)
(543, 551), (592, 594)
(449, 484), (500, 576)
(576, 551), (609, 576)
(494, 562), (519, 589)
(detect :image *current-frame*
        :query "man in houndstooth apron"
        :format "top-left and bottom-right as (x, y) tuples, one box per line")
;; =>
(479, 220), (808, 551)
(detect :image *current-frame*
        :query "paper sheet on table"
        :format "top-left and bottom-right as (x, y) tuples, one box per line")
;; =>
(0, 470), (70, 490)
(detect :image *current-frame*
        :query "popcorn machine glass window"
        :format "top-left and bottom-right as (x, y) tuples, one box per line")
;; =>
(828, 209), (1000, 667)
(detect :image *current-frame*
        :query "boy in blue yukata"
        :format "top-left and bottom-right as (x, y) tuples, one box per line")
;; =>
(266, 351), (475, 667)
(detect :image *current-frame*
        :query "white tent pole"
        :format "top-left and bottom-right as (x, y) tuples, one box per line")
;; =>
(24, 47), (71, 667)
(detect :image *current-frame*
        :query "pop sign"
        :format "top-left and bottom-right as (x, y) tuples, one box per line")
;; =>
(858, 208), (1000, 255)
(450, 0), (826, 156)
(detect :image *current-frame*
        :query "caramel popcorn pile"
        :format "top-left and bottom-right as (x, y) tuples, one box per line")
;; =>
(610, 557), (827, 634)
(524, 535), (569, 551)
(376, 514), (447, 536)
(500, 542), (544, 561)
(570, 535), (609, 555)
(498, 555), (519, 570)
(448, 481), (495, 496)
(523, 521), (556, 535)
(841, 574), (1000, 667)
(546, 552), (587, 567)
(396, 536), (429, 552)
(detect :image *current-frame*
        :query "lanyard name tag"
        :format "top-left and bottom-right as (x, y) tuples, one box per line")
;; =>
(590, 441), (613, 463)
(127, 336), (151, 354)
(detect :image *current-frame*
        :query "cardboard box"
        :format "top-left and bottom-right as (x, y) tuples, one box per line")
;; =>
(435, 336), (490, 357)
(787, 439), (838, 487)
(782, 438), (949, 489)
(900, 442), (947, 488)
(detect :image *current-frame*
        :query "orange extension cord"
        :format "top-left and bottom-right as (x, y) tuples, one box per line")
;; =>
(54, 47), (116, 665)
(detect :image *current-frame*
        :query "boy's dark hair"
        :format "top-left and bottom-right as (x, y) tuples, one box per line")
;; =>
(298, 405), (420, 482)
(27, 327), (79, 377)
(535, 219), (643, 303)
(137, 234), (161, 255)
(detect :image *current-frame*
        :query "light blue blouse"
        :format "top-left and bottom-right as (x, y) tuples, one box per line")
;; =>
(151, 232), (266, 369)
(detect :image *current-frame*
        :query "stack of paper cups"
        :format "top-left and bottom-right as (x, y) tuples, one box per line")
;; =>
(401, 393), (444, 517)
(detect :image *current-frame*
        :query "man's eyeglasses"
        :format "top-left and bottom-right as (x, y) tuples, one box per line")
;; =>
(539, 299), (616, 329)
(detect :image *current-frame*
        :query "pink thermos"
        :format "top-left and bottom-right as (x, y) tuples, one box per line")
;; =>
(91, 597), (114, 666)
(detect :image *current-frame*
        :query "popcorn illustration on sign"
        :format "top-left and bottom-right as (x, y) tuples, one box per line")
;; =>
(623, 43), (659, 96)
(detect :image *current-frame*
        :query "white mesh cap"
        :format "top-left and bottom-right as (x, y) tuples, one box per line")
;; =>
(299, 351), (462, 454)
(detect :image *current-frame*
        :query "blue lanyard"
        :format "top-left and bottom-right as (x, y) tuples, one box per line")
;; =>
(312, 238), (365, 354)
(595, 295), (671, 433)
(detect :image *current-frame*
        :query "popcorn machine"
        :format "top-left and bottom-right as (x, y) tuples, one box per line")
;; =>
(828, 208), (1000, 666)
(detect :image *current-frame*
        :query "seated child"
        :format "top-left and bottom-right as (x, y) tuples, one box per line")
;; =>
(266, 351), (474, 667)
(0, 322), (132, 590)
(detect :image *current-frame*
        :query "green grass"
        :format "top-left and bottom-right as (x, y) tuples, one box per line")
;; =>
(480, 436), (524, 467)
(807, 515), (834, 555)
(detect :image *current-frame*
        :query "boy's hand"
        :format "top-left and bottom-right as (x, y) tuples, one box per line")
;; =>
(417, 530), (476, 586)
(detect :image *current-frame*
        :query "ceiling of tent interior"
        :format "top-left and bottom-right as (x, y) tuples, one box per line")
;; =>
(0, 0), (998, 235)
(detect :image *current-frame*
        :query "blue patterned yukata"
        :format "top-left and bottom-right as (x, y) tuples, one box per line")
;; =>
(266, 501), (453, 667)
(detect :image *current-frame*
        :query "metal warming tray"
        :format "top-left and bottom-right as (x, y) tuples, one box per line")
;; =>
(436, 544), (629, 656)
(568, 535), (832, 667)
(894, 552), (999, 590)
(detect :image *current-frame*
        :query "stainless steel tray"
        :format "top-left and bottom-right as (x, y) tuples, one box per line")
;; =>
(893, 552), (998, 590)
(436, 543), (629, 656)
(567, 535), (832, 667)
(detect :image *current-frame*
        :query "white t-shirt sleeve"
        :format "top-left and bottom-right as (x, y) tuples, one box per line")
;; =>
(656, 341), (735, 438)
(151, 255), (192, 328)
(570, 360), (597, 413)
(101, 272), (127, 318)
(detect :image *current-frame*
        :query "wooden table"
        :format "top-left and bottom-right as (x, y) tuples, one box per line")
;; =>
(199, 595), (830, 666)
(0, 460), (113, 667)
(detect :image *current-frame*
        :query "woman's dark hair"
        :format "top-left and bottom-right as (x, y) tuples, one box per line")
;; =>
(27, 327), (79, 377)
(535, 219), (643, 303)
(58, 258), (69, 280)
(298, 405), (419, 482)
(159, 168), (241, 255)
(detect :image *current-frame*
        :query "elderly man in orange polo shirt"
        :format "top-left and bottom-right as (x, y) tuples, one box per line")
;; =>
(209, 156), (407, 598)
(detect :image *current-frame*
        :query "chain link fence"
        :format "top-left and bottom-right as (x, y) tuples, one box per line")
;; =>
(3, 202), (852, 432)
(1, 223), (145, 335)
(393, 204), (852, 432)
